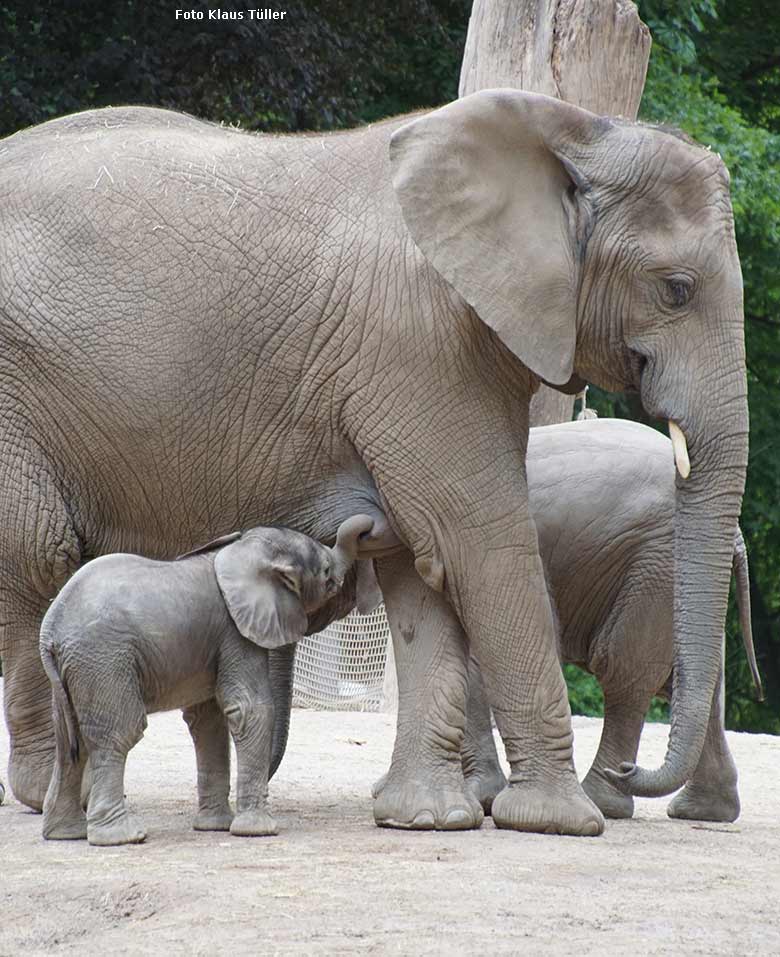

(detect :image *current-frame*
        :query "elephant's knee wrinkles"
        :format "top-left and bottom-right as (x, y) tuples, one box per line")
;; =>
(223, 701), (273, 739)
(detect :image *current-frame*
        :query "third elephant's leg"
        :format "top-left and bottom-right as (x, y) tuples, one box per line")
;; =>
(182, 699), (233, 832)
(667, 665), (740, 822)
(581, 692), (649, 820)
(373, 550), (483, 831)
(461, 656), (507, 816)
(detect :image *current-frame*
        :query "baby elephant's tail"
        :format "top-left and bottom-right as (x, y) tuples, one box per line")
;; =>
(40, 643), (80, 763)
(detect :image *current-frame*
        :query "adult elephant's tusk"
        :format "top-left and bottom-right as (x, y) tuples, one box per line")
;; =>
(669, 421), (691, 479)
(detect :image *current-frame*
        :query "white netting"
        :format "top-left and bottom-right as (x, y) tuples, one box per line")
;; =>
(293, 605), (392, 711)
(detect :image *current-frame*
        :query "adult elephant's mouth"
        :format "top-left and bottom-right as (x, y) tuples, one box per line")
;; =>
(627, 348), (649, 396)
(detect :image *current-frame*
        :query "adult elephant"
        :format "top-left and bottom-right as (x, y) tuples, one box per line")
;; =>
(0, 90), (747, 835)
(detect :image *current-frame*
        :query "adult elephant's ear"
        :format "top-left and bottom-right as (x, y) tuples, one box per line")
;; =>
(389, 90), (611, 386)
(214, 533), (307, 649)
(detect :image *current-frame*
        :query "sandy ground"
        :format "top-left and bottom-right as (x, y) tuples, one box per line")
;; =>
(1, 680), (779, 956)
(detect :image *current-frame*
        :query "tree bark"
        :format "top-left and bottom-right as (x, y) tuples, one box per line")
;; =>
(459, 0), (651, 426)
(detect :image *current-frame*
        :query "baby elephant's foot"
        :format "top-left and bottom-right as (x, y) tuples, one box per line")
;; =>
(230, 809), (278, 837)
(667, 783), (740, 823)
(374, 772), (484, 831)
(88, 808), (147, 846)
(193, 805), (234, 832)
(582, 768), (635, 820)
(493, 771), (605, 836)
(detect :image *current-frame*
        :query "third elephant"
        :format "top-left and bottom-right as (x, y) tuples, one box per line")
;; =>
(461, 418), (760, 823)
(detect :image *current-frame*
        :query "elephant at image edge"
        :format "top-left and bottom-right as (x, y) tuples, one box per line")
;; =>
(0, 89), (747, 835)
(453, 418), (760, 823)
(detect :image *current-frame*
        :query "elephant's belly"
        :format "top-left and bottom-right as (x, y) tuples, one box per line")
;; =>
(143, 671), (217, 715)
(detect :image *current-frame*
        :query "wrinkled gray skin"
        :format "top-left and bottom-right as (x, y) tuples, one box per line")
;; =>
(39, 516), (372, 846)
(452, 419), (761, 824)
(1, 89), (747, 836)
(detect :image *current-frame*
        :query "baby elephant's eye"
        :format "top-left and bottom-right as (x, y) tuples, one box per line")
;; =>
(663, 276), (694, 308)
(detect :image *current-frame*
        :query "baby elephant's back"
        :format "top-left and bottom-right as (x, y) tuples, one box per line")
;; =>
(41, 553), (229, 707)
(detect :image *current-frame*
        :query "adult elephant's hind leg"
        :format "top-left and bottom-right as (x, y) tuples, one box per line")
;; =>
(1, 593), (59, 811)
(372, 551), (483, 831)
(0, 455), (83, 811)
(182, 699), (233, 831)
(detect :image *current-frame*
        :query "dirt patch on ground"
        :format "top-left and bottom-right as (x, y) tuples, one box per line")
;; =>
(1, 680), (778, 955)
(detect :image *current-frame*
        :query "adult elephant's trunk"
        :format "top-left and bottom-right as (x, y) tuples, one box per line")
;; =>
(607, 372), (748, 798)
(269, 644), (296, 779)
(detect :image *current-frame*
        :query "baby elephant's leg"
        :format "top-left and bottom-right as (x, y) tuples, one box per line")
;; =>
(183, 699), (233, 831)
(42, 694), (87, 840)
(218, 647), (277, 837)
(79, 677), (147, 846)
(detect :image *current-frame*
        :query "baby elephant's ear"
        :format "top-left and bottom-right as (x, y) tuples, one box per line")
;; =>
(214, 535), (308, 648)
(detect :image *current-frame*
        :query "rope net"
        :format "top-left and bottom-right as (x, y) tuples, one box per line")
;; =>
(293, 606), (392, 711)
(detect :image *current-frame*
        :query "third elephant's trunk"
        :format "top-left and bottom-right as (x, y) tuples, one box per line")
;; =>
(607, 382), (748, 797)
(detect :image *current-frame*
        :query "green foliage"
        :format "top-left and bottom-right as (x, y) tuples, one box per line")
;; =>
(564, 665), (669, 723)
(563, 664), (605, 716)
(0, 1), (470, 138)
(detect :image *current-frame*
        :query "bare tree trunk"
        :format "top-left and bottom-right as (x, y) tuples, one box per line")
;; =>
(459, 0), (651, 426)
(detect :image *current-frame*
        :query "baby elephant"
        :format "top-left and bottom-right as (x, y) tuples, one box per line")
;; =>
(40, 515), (374, 846)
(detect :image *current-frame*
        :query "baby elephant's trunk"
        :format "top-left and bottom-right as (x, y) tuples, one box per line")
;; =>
(331, 515), (376, 578)
(40, 644), (80, 763)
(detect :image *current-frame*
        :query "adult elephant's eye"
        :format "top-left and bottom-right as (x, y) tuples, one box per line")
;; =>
(664, 276), (694, 308)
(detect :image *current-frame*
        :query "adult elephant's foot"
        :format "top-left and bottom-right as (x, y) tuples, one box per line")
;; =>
(230, 809), (278, 837)
(87, 808), (147, 846)
(492, 772), (605, 836)
(581, 767), (635, 820)
(374, 765), (484, 830)
(371, 771), (388, 800)
(667, 783), (740, 823)
(8, 746), (53, 812)
(193, 805), (234, 832)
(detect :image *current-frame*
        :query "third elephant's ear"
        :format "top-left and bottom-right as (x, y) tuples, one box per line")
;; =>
(389, 90), (611, 386)
(214, 533), (308, 649)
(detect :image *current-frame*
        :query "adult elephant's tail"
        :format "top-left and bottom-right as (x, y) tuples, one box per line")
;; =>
(733, 527), (764, 700)
(40, 644), (80, 763)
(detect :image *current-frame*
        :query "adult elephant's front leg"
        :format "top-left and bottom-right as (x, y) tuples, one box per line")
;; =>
(461, 538), (603, 835)
(373, 463), (603, 836)
(373, 550), (483, 830)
